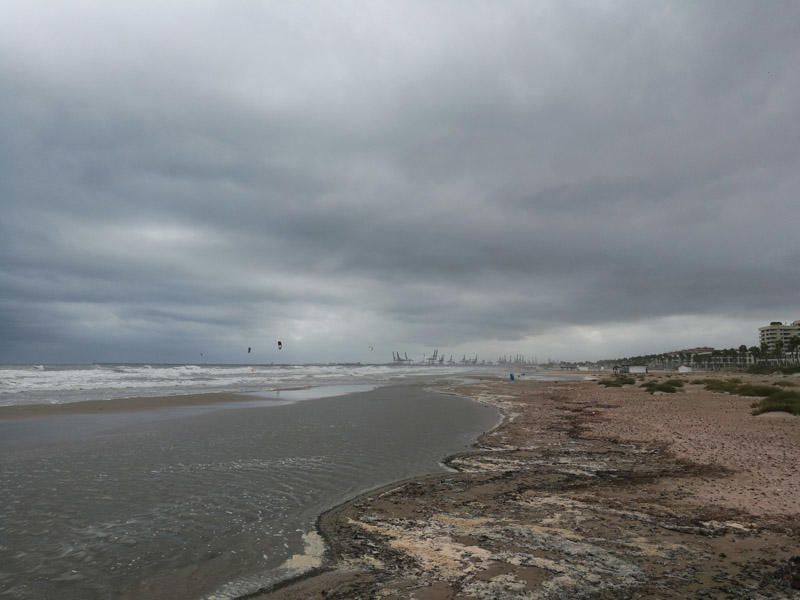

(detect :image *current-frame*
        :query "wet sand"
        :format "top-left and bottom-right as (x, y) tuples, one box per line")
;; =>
(0, 384), (498, 599)
(260, 378), (800, 599)
(0, 392), (258, 420)
(0, 385), (380, 421)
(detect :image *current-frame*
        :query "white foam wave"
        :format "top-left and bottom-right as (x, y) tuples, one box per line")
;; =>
(0, 363), (479, 405)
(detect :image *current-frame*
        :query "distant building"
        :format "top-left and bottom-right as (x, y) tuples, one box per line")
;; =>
(759, 320), (800, 351)
(615, 365), (648, 374)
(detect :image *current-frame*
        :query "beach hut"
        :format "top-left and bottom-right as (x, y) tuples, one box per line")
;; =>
(677, 365), (693, 373)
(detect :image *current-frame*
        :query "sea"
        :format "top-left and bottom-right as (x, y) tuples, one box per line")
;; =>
(0, 364), (514, 599)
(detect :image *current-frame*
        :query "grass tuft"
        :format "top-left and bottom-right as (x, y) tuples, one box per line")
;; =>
(662, 379), (685, 387)
(640, 381), (678, 394)
(698, 378), (800, 415)
(598, 376), (636, 387)
(747, 365), (800, 375)
(775, 380), (797, 387)
(702, 379), (740, 393)
(751, 391), (800, 415)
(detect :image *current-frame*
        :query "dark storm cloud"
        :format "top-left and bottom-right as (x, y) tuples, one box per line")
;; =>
(1, 1), (799, 362)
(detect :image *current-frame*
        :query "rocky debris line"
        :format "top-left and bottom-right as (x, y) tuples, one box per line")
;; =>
(258, 381), (800, 599)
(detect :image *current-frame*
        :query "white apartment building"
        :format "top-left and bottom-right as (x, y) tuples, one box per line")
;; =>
(759, 320), (800, 351)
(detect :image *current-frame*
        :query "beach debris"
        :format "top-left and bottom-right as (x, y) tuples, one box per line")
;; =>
(263, 380), (800, 600)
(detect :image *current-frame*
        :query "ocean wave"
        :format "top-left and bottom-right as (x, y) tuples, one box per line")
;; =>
(0, 363), (477, 404)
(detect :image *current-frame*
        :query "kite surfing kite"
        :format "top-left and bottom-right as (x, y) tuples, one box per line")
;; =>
(277, 340), (283, 350)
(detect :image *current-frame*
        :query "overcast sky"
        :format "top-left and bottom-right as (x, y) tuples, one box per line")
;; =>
(1, 1), (799, 364)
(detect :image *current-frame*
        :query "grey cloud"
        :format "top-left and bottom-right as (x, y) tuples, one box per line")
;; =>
(1, 1), (799, 362)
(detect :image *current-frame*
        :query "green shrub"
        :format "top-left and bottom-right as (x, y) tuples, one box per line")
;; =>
(640, 381), (678, 394)
(697, 378), (800, 415)
(751, 390), (800, 415)
(703, 379), (739, 393)
(598, 379), (622, 387)
(702, 380), (779, 396)
(734, 384), (783, 397)
(662, 379), (685, 387)
(747, 365), (800, 375)
(598, 376), (636, 387)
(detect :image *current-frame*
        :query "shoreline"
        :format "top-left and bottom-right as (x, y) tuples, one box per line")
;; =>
(234, 382), (511, 599)
(253, 378), (800, 598)
(237, 378), (532, 599)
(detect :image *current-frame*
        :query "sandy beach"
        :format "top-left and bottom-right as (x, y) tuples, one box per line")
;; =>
(260, 376), (800, 599)
(584, 376), (800, 519)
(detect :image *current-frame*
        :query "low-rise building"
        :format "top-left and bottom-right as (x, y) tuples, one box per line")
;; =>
(614, 365), (648, 374)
